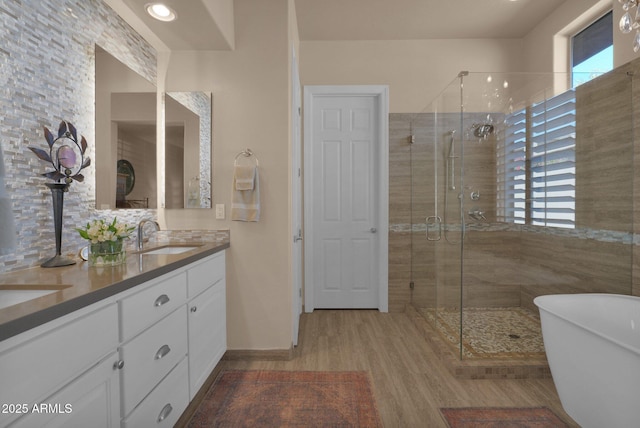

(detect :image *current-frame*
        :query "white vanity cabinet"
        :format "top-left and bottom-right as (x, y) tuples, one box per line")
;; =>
(118, 250), (227, 423)
(0, 249), (227, 428)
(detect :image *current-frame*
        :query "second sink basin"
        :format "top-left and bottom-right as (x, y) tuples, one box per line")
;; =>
(0, 285), (71, 310)
(141, 245), (199, 255)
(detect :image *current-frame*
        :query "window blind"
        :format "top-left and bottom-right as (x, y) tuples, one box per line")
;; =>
(498, 89), (576, 228)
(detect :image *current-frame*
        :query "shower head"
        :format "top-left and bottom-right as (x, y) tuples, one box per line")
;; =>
(472, 123), (494, 139)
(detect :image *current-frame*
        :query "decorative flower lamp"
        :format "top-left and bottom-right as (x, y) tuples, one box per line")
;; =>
(29, 121), (90, 268)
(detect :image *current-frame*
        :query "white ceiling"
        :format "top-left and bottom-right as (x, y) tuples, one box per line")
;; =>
(114, 0), (568, 50)
(119, 0), (231, 50)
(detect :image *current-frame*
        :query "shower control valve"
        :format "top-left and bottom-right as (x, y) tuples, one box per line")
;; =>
(468, 210), (486, 221)
(470, 190), (480, 201)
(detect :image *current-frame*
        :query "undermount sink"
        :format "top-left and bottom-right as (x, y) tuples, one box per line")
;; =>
(141, 245), (200, 255)
(0, 285), (70, 310)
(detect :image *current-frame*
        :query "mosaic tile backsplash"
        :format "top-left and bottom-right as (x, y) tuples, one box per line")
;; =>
(0, 0), (157, 273)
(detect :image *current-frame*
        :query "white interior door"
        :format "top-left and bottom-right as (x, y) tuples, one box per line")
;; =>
(291, 47), (302, 346)
(304, 86), (389, 311)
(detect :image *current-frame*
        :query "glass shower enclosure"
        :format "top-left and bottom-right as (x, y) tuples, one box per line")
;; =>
(410, 70), (634, 360)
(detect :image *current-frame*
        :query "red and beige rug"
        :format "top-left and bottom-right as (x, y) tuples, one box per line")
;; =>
(188, 370), (382, 427)
(440, 406), (568, 427)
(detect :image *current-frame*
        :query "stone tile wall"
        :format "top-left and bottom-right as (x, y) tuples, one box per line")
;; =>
(0, 0), (157, 272)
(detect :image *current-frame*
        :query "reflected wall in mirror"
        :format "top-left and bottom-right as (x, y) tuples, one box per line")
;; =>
(95, 45), (157, 209)
(165, 92), (212, 209)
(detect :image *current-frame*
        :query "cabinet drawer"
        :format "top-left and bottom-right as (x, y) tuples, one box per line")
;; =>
(120, 306), (187, 416)
(187, 251), (225, 298)
(0, 302), (118, 427)
(122, 357), (189, 428)
(119, 272), (187, 340)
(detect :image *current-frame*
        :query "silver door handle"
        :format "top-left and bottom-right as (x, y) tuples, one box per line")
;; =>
(157, 403), (173, 423)
(154, 344), (171, 360)
(370, 228), (377, 234)
(154, 294), (170, 307)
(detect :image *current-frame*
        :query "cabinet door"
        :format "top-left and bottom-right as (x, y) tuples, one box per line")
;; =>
(11, 352), (120, 428)
(188, 279), (226, 399)
(0, 302), (118, 427)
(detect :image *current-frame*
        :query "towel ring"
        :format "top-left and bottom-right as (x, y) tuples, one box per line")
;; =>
(234, 148), (259, 167)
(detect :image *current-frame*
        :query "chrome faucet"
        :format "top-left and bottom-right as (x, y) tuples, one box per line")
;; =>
(137, 218), (160, 251)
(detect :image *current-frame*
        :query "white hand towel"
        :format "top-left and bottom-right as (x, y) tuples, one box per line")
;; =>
(234, 165), (256, 190)
(231, 166), (260, 222)
(0, 145), (16, 254)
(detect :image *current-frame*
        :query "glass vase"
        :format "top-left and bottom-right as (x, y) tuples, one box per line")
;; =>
(89, 239), (126, 267)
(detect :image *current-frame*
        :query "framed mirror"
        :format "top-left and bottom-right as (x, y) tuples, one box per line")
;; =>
(165, 92), (212, 209)
(95, 45), (157, 209)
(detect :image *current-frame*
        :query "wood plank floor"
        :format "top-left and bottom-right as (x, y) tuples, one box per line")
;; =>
(219, 310), (579, 427)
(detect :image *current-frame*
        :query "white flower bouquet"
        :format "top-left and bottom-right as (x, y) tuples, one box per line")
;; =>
(76, 218), (135, 266)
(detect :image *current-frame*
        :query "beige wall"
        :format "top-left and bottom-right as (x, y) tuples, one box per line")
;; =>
(300, 1), (630, 114)
(161, 0), (295, 351)
(522, 0), (640, 72)
(521, 0), (606, 73)
(300, 39), (524, 113)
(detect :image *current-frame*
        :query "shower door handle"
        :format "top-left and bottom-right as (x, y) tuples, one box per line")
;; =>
(426, 216), (442, 241)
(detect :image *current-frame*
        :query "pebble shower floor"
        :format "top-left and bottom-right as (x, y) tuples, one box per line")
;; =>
(420, 307), (547, 359)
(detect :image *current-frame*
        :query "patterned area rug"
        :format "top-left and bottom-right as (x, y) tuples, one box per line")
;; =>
(188, 370), (382, 427)
(440, 407), (568, 427)
(422, 307), (546, 359)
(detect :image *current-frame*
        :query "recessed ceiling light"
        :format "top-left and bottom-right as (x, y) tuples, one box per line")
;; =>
(145, 3), (177, 22)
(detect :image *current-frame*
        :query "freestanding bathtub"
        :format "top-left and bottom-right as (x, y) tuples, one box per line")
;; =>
(534, 294), (640, 428)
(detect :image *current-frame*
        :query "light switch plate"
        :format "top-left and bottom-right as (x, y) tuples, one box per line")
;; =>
(215, 204), (225, 219)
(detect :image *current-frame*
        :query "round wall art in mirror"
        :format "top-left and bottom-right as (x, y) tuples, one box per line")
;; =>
(117, 159), (135, 195)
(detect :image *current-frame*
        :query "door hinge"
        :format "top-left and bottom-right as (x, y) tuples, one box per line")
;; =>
(409, 281), (415, 290)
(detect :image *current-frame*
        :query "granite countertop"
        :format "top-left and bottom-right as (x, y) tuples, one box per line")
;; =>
(0, 236), (230, 342)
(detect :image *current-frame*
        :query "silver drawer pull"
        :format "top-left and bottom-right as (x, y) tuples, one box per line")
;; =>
(154, 294), (170, 307)
(157, 403), (173, 423)
(154, 344), (171, 360)
(190, 306), (197, 313)
(112, 360), (124, 370)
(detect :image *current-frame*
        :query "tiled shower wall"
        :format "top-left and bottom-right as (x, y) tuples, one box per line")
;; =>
(389, 61), (640, 312)
(0, 0), (158, 272)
